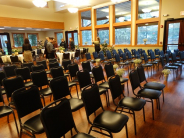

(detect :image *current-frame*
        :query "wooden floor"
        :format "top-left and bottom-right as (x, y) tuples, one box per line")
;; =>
(1, 59), (184, 138)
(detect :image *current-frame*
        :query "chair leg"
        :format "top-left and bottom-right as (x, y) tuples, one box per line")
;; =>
(19, 127), (22, 138)
(143, 106), (145, 122)
(151, 99), (154, 120)
(126, 82), (129, 94)
(75, 85), (79, 98)
(133, 111), (137, 135)
(42, 96), (46, 106)
(7, 115), (9, 123)
(158, 98), (160, 110)
(125, 123), (128, 138)
(12, 111), (19, 136)
(88, 126), (93, 134)
(162, 90), (164, 102)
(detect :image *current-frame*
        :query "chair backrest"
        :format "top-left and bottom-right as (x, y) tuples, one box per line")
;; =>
(150, 51), (156, 60)
(108, 75), (124, 101)
(0, 71), (6, 86)
(179, 51), (184, 60)
(85, 53), (91, 60)
(12, 85), (43, 118)
(36, 60), (47, 69)
(135, 51), (141, 59)
(63, 53), (70, 60)
(50, 77), (70, 100)
(62, 60), (71, 71)
(171, 52), (177, 62)
(147, 49), (153, 56)
(127, 52), (132, 59)
(159, 50), (164, 57)
(31, 71), (48, 87)
(166, 50), (171, 56)
(106, 51), (112, 59)
(82, 61), (92, 72)
(121, 53), (127, 61)
(49, 58), (57, 63)
(99, 53), (105, 60)
(77, 70), (92, 89)
(32, 64), (45, 72)
(143, 53), (148, 62)
(129, 70), (141, 92)
(104, 63), (114, 79)
(93, 52), (98, 59)
(137, 66), (147, 83)
(50, 67), (64, 78)
(165, 54), (169, 63)
(174, 49), (179, 56)
(22, 62), (34, 72)
(83, 48), (87, 54)
(3, 65), (17, 77)
(15, 67), (31, 80)
(68, 64), (79, 78)
(138, 49), (142, 54)
(3, 76), (25, 98)
(49, 62), (59, 69)
(131, 49), (136, 56)
(82, 84), (103, 119)
(154, 49), (160, 55)
(40, 98), (77, 138)
(115, 54), (121, 62)
(75, 51), (80, 58)
(86, 48), (89, 53)
(92, 65), (105, 83)
(10, 56), (19, 63)
(141, 50), (146, 56)
(160, 56), (165, 67)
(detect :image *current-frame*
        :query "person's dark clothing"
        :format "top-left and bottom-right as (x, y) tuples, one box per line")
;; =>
(60, 41), (67, 49)
(6, 43), (12, 55)
(94, 43), (101, 53)
(46, 42), (55, 59)
(44, 39), (48, 58)
(69, 41), (75, 50)
(22, 44), (32, 52)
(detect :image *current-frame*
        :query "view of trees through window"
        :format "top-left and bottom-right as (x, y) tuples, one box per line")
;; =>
(28, 34), (37, 46)
(81, 10), (91, 27)
(74, 32), (78, 45)
(97, 29), (109, 44)
(137, 23), (158, 44)
(56, 33), (63, 45)
(115, 27), (131, 44)
(82, 19), (91, 27)
(82, 30), (92, 45)
(13, 33), (24, 47)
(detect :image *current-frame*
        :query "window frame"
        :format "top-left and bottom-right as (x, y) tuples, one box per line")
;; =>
(27, 33), (39, 47)
(54, 32), (64, 46)
(12, 33), (25, 47)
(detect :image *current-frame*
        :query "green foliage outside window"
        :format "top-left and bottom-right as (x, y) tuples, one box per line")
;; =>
(28, 34), (37, 46)
(115, 27), (131, 44)
(13, 34), (24, 47)
(56, 33), (63, 46)
(82, 30), (92, 45)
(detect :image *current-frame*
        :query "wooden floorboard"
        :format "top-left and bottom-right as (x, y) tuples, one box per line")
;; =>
(0, 59), (184, 138)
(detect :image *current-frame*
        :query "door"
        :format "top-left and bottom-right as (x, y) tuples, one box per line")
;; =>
(0, 33), (11, 55)
(164, 19), (184, 52)
(65, 30), (78, 47)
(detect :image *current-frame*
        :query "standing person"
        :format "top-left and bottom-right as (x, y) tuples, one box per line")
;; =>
(44, 37), (49, 58)
(22, 38), (33, 62)
(93, 37), (101, 54)
(46, 37), (56, 59)
(69, 38), (75, 51)
(60, 38), (67, 51)
(5, 40), (12, 55)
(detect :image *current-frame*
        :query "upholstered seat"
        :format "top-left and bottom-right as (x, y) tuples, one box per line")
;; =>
(138, 88), (161, 99)
(68, 82), (77, 87)
(69, 98), (84, 112)
(46, 70), (50, 74)
(48, 77), (53, 81)
(99, 81), (109, 89)
(25, 81), (33, 87)
(93, 110), (129, 133)
(118, 97), (146, 111)
(0, 106), (13, 117)
(24, 114), (44, 134)
(120, 77), (128, 83)
(72, 133), (96, 138)
(39, 88), (52, 96)
(144, 82), (165, 90)
(99, 87), (107, 94)
(1, 88), (6, 95)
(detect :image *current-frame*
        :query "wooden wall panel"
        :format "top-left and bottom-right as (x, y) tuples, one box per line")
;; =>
(0, 17), (64, 29)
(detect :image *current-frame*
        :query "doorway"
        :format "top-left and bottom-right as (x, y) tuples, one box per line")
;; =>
(65, 30), (78, 47)
(163, 19), (184, 52)
(0, 33), (11, 55)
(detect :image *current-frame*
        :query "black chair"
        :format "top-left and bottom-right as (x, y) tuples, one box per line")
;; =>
(171, 53), (182, 72)
(85, 53), (95, 63)
(12, 85), (44, 138)
(15, 67), (33, 87)
(31, 71), (52, 106)
(68, 63), (79, 82)
(49, 62), (59, 69)
(63, 53), (70, 60)
(0, 88), (19, 135)
(82, 61), (94, 78)
(48, 58), (57, 63)
(62, 60), (71, 76)
(179, 51), (184, 63)
(36, 60), (50, 74)
(31, 64), (45, 72)
(3, 76), (25, 107)
(50, 76), (83, 112)
(10, 56), (22, 66)
(108, 75), (146, 135)
(82, 84), (129, 138)
(3, 65), (17, 77)
(40, 98), (95, 138)
(22, 62), (34, 72)
(137, 66), (165, 102)
(104, 63), (129, 94)
(0, 71), (6, 95)
(129, 70), (161, 120)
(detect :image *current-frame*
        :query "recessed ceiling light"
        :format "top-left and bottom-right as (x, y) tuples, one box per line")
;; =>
(18, 29), (25, 30)
(60, 4), (65, 7)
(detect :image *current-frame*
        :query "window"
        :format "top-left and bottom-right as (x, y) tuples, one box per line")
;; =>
(13, 33), (25, 47)
(81, 10), (91, 27)
(115, 1), (131, 23)
(96, 6), (109, 25)
(138, 0), (159, 20)
(137, 23), (158, 45)
(82, 30), (92, 45)
(97, 29), (109, 44)
(56, 33), (63, 46)
(28, 34), (38, 46)
(115, 26), (131, 44)
(74, 32), (78, 45)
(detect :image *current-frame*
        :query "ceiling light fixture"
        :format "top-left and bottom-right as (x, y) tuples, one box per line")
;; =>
(32, 0), (47, 8)
(106, 16), (109, 19)
(111, 0), (121, 3)
(18, 29), (25, 30)
(68, 8), (78, 13)
(142, 8), (152, 13)
(119, 17), (125, 22)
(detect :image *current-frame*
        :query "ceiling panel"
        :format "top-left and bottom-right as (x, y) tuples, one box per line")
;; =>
(0, 0), (35, 8)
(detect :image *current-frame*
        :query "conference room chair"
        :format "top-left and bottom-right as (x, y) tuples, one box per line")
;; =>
(85, 53), (95, 63)
(40, 98), (95, 138)
(154, 49), (160, 58)
(129, 70), (162, 120)
(15, 67), (33, 87)
(171, 53), (183, 69)
(36, 60), (50, 74)
(0, 71), (6, 95)
(48, 58), (57, 63)
(179, 51), (184, 64)
(22, 62), (34, 72)
(10, 56), (22, 67)
(3, 76), (25, 108)
(82, 84), (129, 138)
(48, 62), (59, 69)
(92, 52), (99, 59)
(106, 51), (115, 63)
(3, 65), (17, 78)
(63, 53), (70, 60)
(108, 75), (146, 135)
(82, 61), (94, 78)
(31, 71), (52, 106)
(12, 85), (44, 138)
(50, 76), (84, 112)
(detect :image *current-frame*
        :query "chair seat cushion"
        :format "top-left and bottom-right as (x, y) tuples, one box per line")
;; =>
(99, 82), (109, 89)
(1, 88), (6, 95)
(120, 78), (128, 83)
(144, 82), (165, 90)
(138, 88), (161, 99)
(119, 62), (128, 65)
(69, 98), (84, 112)
(72, 133), (96, 138)
(46, 70), (50, 74)
(99, 87), (107, 95)
(39, 88), (52, 96)
(0, 106), (13, 117)
(25, 81), (33, 87)
(64, 73), (69, 77)
(93, 111), (129, 133)
(169, 63), (182, 66)
(142, 64), (152, 67)
(90, 73), (94, 78)
(164, 65), (178, 69)
(48, 77), (53, 81)
(23, 114), (44, 134)
(68, 82), (77, 87)
(177, 61), (184, 64)
(118, 97), (146, 111)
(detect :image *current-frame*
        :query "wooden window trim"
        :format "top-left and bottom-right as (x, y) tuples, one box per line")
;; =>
(12, 33), (25, 47)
